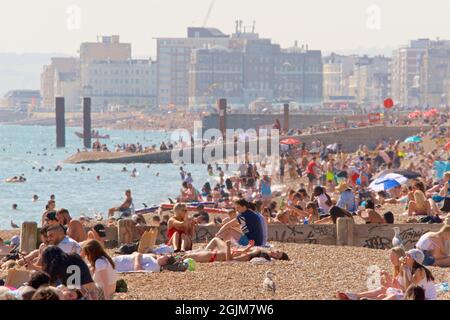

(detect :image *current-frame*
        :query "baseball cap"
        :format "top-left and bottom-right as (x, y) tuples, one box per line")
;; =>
(93, 223), (106, 238)
(407, 249), (425, 265)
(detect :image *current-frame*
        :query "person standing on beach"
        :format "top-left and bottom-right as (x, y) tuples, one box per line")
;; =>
(306, 157), (318, 194)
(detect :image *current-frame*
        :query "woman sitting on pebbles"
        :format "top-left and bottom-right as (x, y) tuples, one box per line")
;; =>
(167, 203), (196, 252)
(338, 248), (436, 300)
(182, 237), (289, 263)
(407, 181), (431, 216)
(337, 247), (406, 300)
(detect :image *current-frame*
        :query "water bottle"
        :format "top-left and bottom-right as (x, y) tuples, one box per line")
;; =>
(436, 282), (449, 293)
(303, 217), (309, 225)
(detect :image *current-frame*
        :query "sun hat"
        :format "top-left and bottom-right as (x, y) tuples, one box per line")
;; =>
(406, 249), (425, 265)
(336, 181), (350, 193)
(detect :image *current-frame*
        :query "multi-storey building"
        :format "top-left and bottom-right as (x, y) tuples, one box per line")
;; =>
(80, 59), (157, 111)
(40, 57), (78, 110)
(420, 40), (450, 107)
(3, 90), (41, 110)
(188, 37), (323, 108)
(351, 55), (390, 107)
(390, 39), (429, 107)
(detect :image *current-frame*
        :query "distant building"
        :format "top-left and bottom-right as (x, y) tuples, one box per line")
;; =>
(189, 46), (244, 107)
(323, 53), (359, 99)
(80, 59), (156, 111)
(3, 90), (41, 110)
(349, 55), (390, 108)
(157, 27), (234, 108)
(188, 31), (323, 108)
(40, 57), (79, 110)
(420, 40), (450, 107)
(390, 39), (429, 107)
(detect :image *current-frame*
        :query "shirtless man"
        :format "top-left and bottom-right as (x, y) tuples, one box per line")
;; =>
(108, 189), (133, 218)
(57, 208), (87, 243)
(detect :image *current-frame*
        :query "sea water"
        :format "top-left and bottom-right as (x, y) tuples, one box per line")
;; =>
(0, 125), (228, 229)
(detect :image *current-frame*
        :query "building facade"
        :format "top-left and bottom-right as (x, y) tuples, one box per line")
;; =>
(188, 37), (323, 108)
(80, 59), (156, 111)
(40, 57), (79, 110)
(157, 28), (233, 108)
(3, 90), (41, 110)
(420, 40), (450, 107)
(390, 39), (429, 107)
(350, 56), (390, 108)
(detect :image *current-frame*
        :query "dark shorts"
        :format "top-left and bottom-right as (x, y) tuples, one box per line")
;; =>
(307, 173), (316, 182)
(422, 250), (436, 266)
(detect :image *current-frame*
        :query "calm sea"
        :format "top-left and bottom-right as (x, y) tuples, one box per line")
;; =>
(0, 125), (224, 229)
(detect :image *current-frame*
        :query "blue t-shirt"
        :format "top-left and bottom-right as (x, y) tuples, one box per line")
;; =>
(256, 212), (268, 246)
(237, 210), (264, 246)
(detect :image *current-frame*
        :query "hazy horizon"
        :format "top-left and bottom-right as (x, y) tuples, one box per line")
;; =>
(1, 0), (450, 56)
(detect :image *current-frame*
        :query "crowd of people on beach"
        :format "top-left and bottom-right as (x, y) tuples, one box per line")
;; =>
(3, 111), (450, 300)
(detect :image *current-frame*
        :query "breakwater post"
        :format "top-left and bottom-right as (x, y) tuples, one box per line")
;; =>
(55, 97), (65, 148)
(20, 222), (38, 254)
(283, 102), (290, 132)
(218, 98), (227, 140)
(83, 97), (92, 149)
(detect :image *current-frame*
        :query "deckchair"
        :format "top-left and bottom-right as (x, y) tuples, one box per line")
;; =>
(137, 228), (158, 254)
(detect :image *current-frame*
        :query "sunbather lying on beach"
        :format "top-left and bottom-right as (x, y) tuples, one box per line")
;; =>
(182, 237), (289, 263)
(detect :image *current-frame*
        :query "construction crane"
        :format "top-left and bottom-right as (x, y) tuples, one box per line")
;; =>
(202, 0), (216, 27)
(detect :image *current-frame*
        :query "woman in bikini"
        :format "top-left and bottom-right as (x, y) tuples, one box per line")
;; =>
(182, 237), (289, 263)
(167, 204), (196, 252)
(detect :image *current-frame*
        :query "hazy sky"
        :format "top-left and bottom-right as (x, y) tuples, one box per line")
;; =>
(2, 0), (450, 56)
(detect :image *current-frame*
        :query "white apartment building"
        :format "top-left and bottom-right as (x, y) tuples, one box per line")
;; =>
(391, 39), (429, 107)
(80, 59), (156, 111)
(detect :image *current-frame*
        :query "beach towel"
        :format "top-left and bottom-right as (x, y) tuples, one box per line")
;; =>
(434, 161), (450, 179)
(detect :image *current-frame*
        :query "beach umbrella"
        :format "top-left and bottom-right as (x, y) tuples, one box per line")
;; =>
(392, 170), (421, 179)
(404, 136), (422, 143)
(369, 173), (408, 192)
(280, 138), (301, 145)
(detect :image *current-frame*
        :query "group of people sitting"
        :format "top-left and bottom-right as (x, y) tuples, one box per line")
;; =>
(338, 225), (450, 300)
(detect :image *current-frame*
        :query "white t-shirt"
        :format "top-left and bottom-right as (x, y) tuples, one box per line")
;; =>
(58, 236), (81, 255)
(316, 194), (331, 214)
(416, 234), (436, 251)
(93, 257), (118, 288)
(113, 254), (161, 273)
